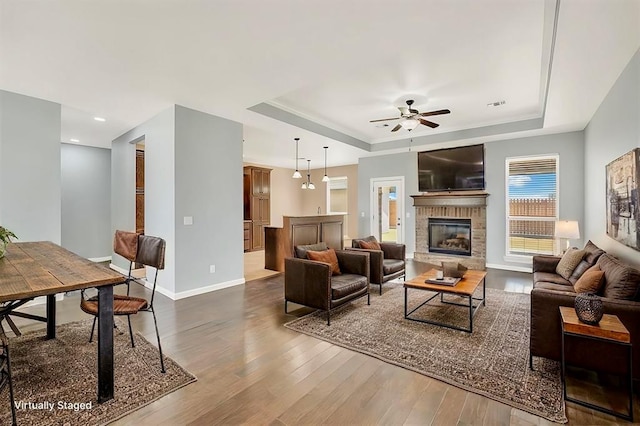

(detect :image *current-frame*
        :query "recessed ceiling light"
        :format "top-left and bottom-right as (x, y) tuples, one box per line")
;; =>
(94, 117), (106, 122)
(70, 138), (79, 142)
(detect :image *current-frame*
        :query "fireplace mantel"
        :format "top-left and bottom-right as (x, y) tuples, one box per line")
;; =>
(411, 191), (489, 207)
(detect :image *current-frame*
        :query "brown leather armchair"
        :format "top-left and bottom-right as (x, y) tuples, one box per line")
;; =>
(349, 236), (405, 294)
(284, 249), (370, 325)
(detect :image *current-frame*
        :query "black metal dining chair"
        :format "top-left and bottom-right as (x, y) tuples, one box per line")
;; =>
(0, 321), (17, 425)
(80, 231), (167, 373)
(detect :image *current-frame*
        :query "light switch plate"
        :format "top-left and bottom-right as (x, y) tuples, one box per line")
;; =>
(184, 216), (193, 225)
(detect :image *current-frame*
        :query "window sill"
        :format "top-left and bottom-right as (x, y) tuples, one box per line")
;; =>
(503, 255), (533, 264)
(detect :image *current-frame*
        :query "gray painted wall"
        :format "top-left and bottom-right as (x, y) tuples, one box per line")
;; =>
(0, 90), (61, 243)
(112, 105), (243, 297)
(484, 132), (585, 269)
(61, 143), (111, 258)
(174, 105), (243, 293)
(112, 106), (176, 291)
(358, 151), (418, 254)
(584, 47), (640, 267)
(357, 132), (585, 270)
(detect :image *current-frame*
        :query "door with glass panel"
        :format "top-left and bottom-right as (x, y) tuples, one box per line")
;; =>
(370, 177), (404, 243)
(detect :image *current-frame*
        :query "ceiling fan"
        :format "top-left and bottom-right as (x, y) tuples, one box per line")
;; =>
(370, 100), (450, 132)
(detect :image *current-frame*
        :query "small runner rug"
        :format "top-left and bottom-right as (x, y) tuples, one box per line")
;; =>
(0, 319), (196, 425)
(285, 282), (566, 423)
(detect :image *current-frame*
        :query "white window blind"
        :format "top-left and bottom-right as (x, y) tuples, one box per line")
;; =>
(506, 155), (558, 256)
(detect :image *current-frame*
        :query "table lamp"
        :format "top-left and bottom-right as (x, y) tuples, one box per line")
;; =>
(554, 220), (580, 254)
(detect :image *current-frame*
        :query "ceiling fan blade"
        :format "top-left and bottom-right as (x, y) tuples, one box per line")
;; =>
(391, 124), (402, 132)
(370, 117), (400, 123)
(419, 118), (439, 128)
(420, 109), (451, 117)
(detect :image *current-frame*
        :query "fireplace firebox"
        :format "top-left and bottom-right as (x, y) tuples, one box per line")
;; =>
(428, 218), (472, 256)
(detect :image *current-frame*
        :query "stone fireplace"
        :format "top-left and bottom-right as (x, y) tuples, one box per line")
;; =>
(412, 192), (488, 270)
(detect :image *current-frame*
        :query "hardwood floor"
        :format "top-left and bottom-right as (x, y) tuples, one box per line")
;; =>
(10, 260), (638, 425)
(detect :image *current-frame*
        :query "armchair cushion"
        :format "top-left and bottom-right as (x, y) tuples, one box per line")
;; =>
(331, 274), (368, 299)
(383, 259), (405, 275)
(295, 242), (328, 259)
(307, 248), (341, 275)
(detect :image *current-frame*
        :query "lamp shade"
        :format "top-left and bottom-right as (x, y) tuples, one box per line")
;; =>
(554, 220), (580, 239)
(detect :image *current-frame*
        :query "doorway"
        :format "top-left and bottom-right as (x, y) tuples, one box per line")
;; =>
(370, 177), (404, 244)
(135, 142), (145, 270)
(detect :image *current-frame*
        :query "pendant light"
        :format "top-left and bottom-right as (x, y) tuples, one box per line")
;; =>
(301, 160), (315, 190)
(322, 146), (330, 182)
(292, 138), (302, 179)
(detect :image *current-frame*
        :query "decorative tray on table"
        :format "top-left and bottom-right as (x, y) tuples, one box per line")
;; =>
(425, 277), (461, 286)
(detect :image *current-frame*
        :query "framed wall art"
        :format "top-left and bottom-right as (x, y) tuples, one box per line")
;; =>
(606, 148), (640, 251)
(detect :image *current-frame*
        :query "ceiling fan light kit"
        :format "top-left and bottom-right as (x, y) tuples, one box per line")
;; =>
(370, 99), (450, 132)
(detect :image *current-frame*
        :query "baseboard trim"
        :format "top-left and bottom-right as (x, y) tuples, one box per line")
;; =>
(17, 293), (65, 309)
(89, 256), (112, 263)
(109, 263), (128, 275)
(111, 263), (246, 300)
(142, 278), (246, 301)
(486, 263), (532, 273)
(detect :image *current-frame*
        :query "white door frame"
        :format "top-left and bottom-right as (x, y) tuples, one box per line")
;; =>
(369, 176), (405, 244)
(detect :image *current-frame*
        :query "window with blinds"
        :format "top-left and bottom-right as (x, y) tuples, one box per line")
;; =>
(506, 155), (558, 256)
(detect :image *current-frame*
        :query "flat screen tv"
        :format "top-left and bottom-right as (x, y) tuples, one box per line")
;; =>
(418, 144), (485, 192)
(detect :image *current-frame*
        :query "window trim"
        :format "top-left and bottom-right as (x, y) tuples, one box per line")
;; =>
(504, 153), (559, 259)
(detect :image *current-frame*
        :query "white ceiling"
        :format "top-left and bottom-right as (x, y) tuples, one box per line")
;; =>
(1, 0), (639, 169)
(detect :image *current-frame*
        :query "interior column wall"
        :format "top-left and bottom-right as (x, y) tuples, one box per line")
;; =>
(112, 106), (176, 293)
(174, 105), (244, 296)
(0, 90), (61, 243)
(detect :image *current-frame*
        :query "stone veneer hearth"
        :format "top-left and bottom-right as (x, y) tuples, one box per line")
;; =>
(411, 192), (488, 270)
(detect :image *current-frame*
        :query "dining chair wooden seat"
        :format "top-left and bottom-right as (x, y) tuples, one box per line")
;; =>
(81, 294), (148, 317)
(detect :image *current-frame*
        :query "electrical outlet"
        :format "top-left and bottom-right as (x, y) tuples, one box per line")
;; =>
(209, 265), (215, 273)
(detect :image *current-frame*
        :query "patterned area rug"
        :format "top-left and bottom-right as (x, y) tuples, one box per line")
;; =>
(285, 281), (567, 423)
(0, 319), (196, 425)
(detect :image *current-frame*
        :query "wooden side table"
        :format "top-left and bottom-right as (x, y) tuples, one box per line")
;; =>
(559, 306), (633, 421)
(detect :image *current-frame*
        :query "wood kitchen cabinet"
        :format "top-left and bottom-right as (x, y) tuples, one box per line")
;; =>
(243, 166), (271, 251)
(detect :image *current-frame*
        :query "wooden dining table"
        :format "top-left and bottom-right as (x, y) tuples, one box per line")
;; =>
(0, 241), (126, 402)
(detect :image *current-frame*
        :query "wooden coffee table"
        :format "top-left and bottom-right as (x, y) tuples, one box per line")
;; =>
(404, 269), (487, 333)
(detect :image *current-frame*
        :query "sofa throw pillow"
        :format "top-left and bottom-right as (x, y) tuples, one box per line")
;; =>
(583, 240), (605, 265)
(573, 265), (605, 293)
(597, 254), (640, 300)
(442, 261), (468, 278)
(307, 248), (341, 275)
(359, 240), (381, 251)
(555, 247), (586, 280)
